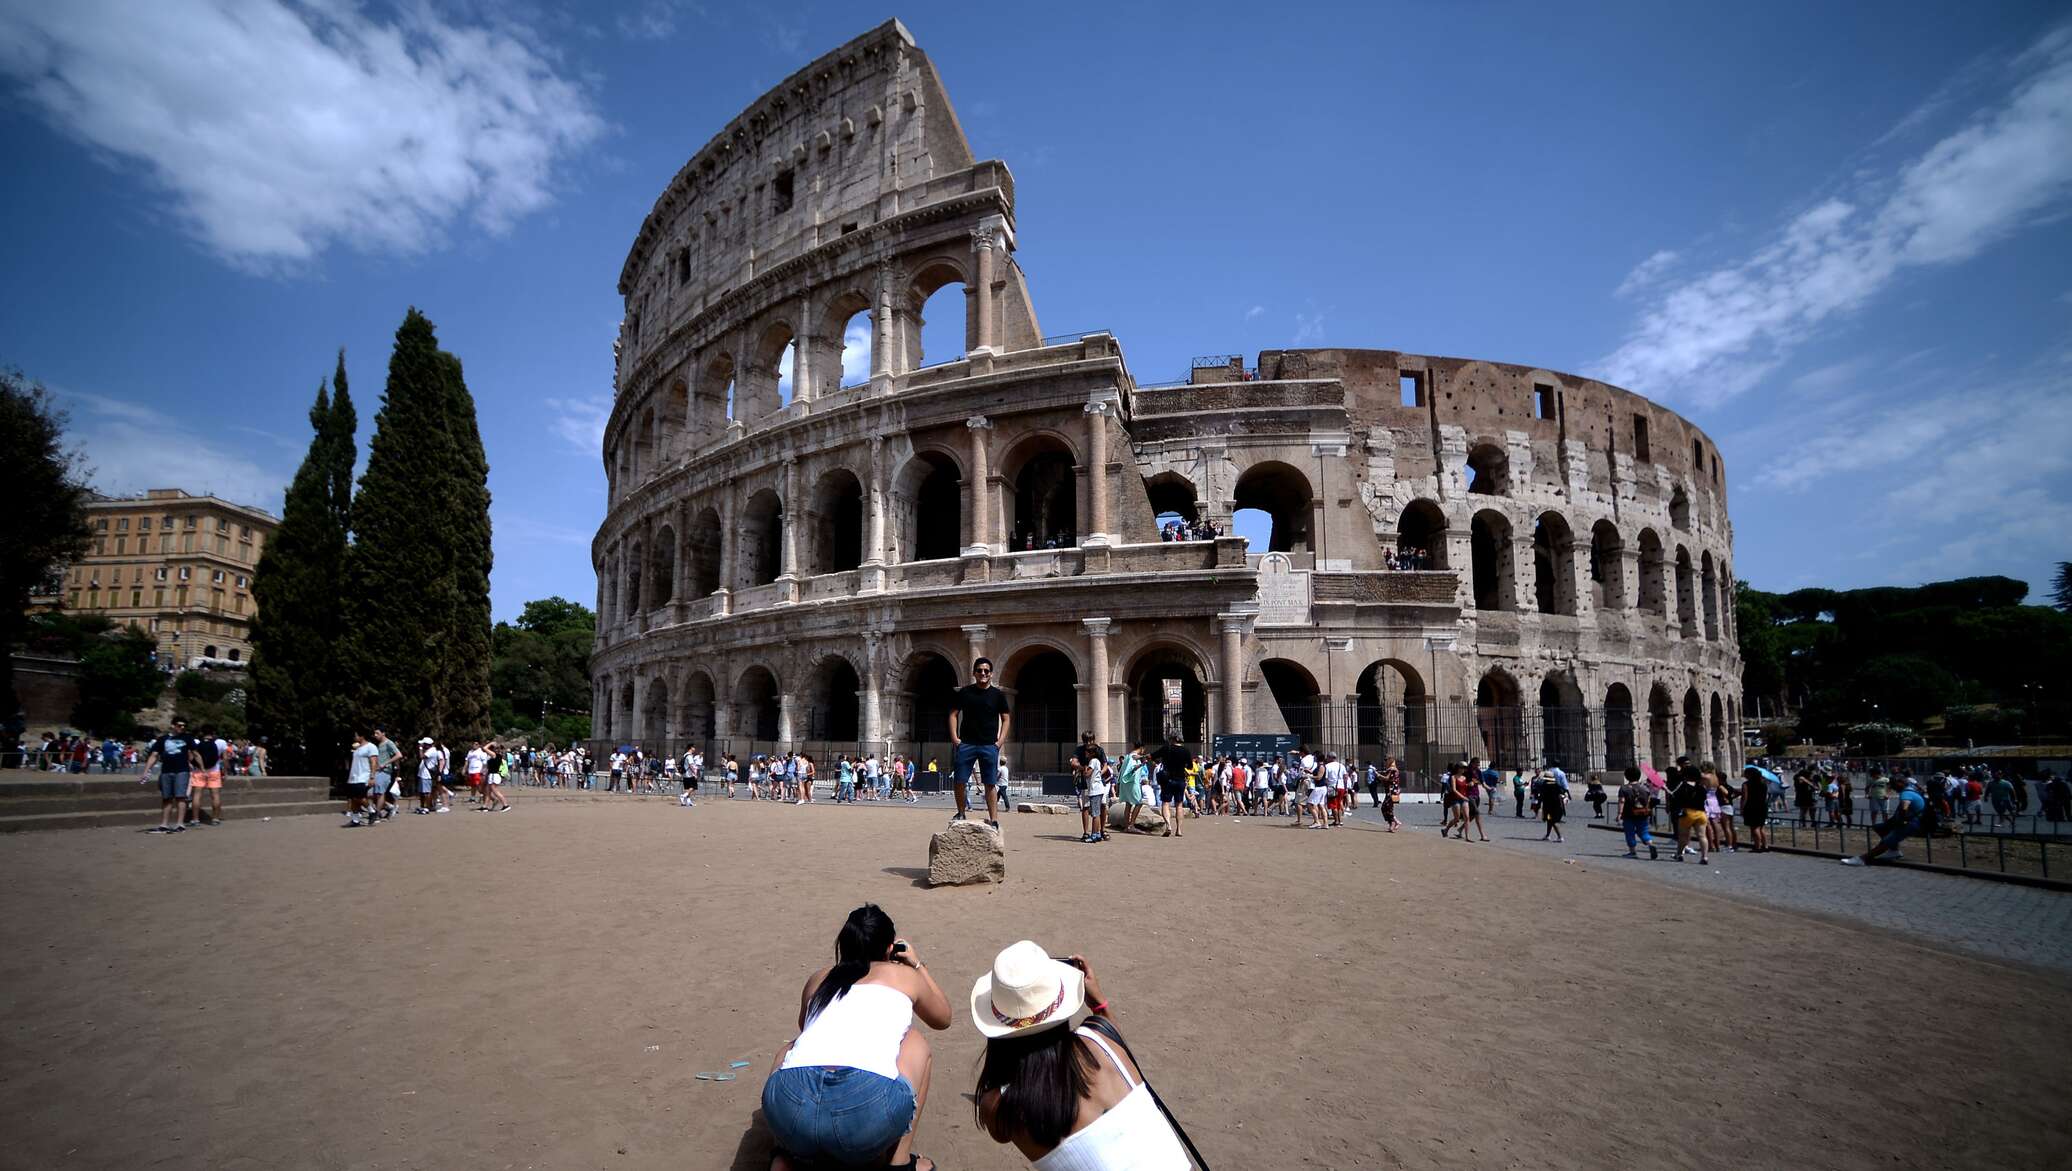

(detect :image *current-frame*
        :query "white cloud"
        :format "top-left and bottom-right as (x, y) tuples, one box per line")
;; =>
(617, 0), (702, 41)
(1787, 355), (1877, 394)
(0, 1), (605, 269)
(1614, 249), (1680, 298)
(1598, 23), (2072, 407)
(1292, 311), (1325, 345)
(543, 394), (611, 455)
(59, 387), (294, 513)
(839, 318), (872, 384)
(1244, 304), (1265, 321)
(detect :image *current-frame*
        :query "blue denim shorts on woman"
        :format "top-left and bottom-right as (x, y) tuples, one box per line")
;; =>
(762, 1065), (915, 1165)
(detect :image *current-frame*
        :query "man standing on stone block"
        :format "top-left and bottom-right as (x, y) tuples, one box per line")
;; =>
(948, 656), (1010, 830)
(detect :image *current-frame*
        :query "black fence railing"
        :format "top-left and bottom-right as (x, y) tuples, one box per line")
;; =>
(1573, 802), (2069, 880)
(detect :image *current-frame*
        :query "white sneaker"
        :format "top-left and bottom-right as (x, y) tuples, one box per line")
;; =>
(1841, 856), (1865, 866)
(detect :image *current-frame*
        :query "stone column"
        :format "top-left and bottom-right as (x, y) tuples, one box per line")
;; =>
(1082, 399), (1112, 547)
(778, 456), (800, 602)
(791, 296), (815, 408)
(871, 261), (898, 391)
(970, 225), (998, 354)
(673, 500), (690, 617)
(961, 624), (989, 672)
(778, 692), (798, 747)
(963, 416), (993, 556)
(864, 435), (888, 590)
(1082, 618), (1112, 744)
(862, 632), (884, 753)
(716, 481), (737, 613)
(629, 675), (645, 741)
(1218, 612), (1255, 734)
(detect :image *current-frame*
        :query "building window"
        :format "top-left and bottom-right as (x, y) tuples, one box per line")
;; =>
(212, 588), (225, 610)
(95, 518), (108, 531)
(1534, 383), (1557, 420)
(185, 515), (197, 529)
(1633, 415), (1651, 462)
(217, 517), (229, 532)
(87, 590), (99, 608)
(114, 537), (126, 554)
(131, 589), (142, 607)
(773, 169), (795, 212)
(675, 248), (691, 286)
(154, 589), (165, 607)
(181, 534), (193, 553)
(235, 575), (247, 588)
(239, 526), (251, 541)
(95, 539), (106, 555)
(116, 517), (129, 532)
(176, 586), (188, 605)
(68, 590), (80, 608)
(1399, 371), (1425, 408)
(155, 567), (168, 581)
(235, 594), (246, 613)
(212, 569), (224, 584)
(178, 567), (190, 581)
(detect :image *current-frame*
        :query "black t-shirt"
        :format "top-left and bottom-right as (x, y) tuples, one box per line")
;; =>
(952, 684), (1010, 746)
(195, 737), (220, 770)
(1156, 743), (1193, 786)
(151, 734), (194, 773)
(1070, 743), (1106, 787)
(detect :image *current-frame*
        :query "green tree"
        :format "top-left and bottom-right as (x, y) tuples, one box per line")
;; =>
(489, 596), (594, 742)
(70, 623), (163, 739)
(340, 310), (492, 746)
(2054, 561), (2071, 614)
(0, 368), (93, 721)
(249, 354), (356, 775)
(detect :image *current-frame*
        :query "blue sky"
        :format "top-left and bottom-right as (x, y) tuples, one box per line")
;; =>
(3, 0), (2068, 620)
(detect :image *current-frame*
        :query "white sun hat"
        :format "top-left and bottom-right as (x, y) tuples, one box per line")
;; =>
(970, 940), (1088, 1039)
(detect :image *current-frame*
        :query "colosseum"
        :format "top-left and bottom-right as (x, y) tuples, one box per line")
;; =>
(589, 20), (1744, 782)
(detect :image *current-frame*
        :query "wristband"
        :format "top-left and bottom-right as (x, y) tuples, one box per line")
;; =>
(1088, 998), (1108, 1015)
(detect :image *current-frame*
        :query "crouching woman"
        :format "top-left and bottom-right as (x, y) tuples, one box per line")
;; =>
(764, 904), (951, 1170)
(972, 942), (1194, 1169)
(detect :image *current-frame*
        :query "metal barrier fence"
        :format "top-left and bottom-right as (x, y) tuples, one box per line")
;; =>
(1575, 803), (2068, 880)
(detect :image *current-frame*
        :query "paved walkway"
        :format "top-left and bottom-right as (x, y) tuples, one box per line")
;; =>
(1336, 800), (2072, 973)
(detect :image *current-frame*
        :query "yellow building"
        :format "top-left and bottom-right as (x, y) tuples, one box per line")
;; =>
(33, 489), (279, 670)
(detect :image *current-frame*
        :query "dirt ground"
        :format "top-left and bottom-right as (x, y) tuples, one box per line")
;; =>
(2, 794), (2067, 1170)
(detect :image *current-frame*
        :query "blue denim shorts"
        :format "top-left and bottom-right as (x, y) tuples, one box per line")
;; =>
(159, 770), (191, 801)
(953, 742), (1000, 788)
(762, 1065), (915, 1165)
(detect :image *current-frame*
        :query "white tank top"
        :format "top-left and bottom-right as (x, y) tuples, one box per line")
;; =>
(779, 981), (912, 1081)
(1029, 1027), (1191, 1171)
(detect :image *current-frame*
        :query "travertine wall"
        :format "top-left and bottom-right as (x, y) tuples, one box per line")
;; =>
(589, 21), (1743, 778)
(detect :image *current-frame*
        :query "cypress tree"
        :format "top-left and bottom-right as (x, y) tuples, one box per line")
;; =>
(249, 352), (356, 776)
(342, 309), (491, 744)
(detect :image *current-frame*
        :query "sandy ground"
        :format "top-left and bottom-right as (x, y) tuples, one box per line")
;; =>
(2, 793), (2068, 1171)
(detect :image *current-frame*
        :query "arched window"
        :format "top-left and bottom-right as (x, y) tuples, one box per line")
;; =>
(643, 678), (671, 750)
(1603, 683), (1636, 771)
(805, 656), (860, 742)
(909, 262), (969, 369)
(1004, 436), (1077, 550)
(1007, 649), (1078, 757)
(1470, 510), (1515, 611)
(1476, 670), (1524, 769)
(649, 525), (676, 607)
(665, 378), (689, 462)
(734, 666), (781, 744)
(1144, 471), (1200, 536)
(1647, 683), (1675, 766)
(1356, 660), (1427, 771)
(1128, 645), (1207, 747)
(1682, 688), (1704, 763)
(624, 541), (644, 614)
(893, 451), (961, 562)
(688, 507), (722, 595)
(1709, 692), (1726, 765)
(1669, 486), (1691, 531)
(699, 351), (736, 428)
(1465, 442), (1509, 495)
(740, 490), (783, 588)
(1701, 551), (1720, 641)
(745, 322), (794, 421)
(632, 407), (656, 480)
(1675, 546), (1697, 637)
(1233, 462), (1314, 553)
(1532, 511), (1577, 615)
(681, 672), (718, 744)
(1261, 659), (1322, 746)
(810, 468), (865, 574)
(1396, 500), (1447, 569)
(825, 290), (874, 394)
(1590, 520), (1625, 610)
(904, 654), (959, 744)
(1637, 529), (1666, 615)
(1539, 673), (1587, 770)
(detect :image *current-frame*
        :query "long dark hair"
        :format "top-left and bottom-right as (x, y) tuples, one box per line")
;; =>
(974, 1018), (1115, 1149)
(804, 904), (896, 1024)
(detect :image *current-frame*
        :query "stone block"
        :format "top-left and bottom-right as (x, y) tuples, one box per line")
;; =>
(1107, 805), (1166, 833)
(1016, 802), (1073, 814)
(928, 821), (1005, 886)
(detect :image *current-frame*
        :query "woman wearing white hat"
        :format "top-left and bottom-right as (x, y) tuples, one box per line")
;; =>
(971, 942), (1194, 1169)
(763, 905), (950, 1171)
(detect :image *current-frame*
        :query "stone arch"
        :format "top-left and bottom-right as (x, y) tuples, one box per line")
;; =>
(1121, 639), (1212, 748)
(1682, 686), (1704, 763)
(1465, 441), (1509, 495)
(1355, 659), (1427, 769)
(733, 664), (781, 744)
(1674, 545), (1697, 636)
(1475, 667), (1526, 769)
(649, 524), (676, 607)
(809, 465), (866, 574)
(1470, 509), (1516, 611)
(739, 488), (783, 588)
(1709, 691), (1726, 766)
(1144, 470), (1200, 528)
(643, 677), (671, 750)
(617, 679), (636, 745)
(1590, 520), (1625, 610)
(688, 505), (722, 595)
(1647, 682), (1675, 766)
(632, 406), (656, 481)
(665, 376), (690, 461)
(1539, 670), (1587, 770)
(699, 349), (736, 426)
(624, 539), (645, 615)
(1260, 658), (1324, 747)
(891, 448), (963, 562)
(1700, 550), (1720, 641)
(1233, 460), (1314, 553)
(743, 319), (795, 420)
(907, 257), (972, 369)
(802, 653), (861, 742)
(1637, 528), (1666, 614)
(1001, 644), (1078, 753)
(1001, 432), (1080, 549)
(1603, 682), (1636, 772)
(1533, 510), (1577, 616)
(680, 670), (718, 743)
(899, 651), (960, 744)
(821, 288), (875, 396)
(1669, 485), (1691, 531)
(1396, 499), (1448, 569)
